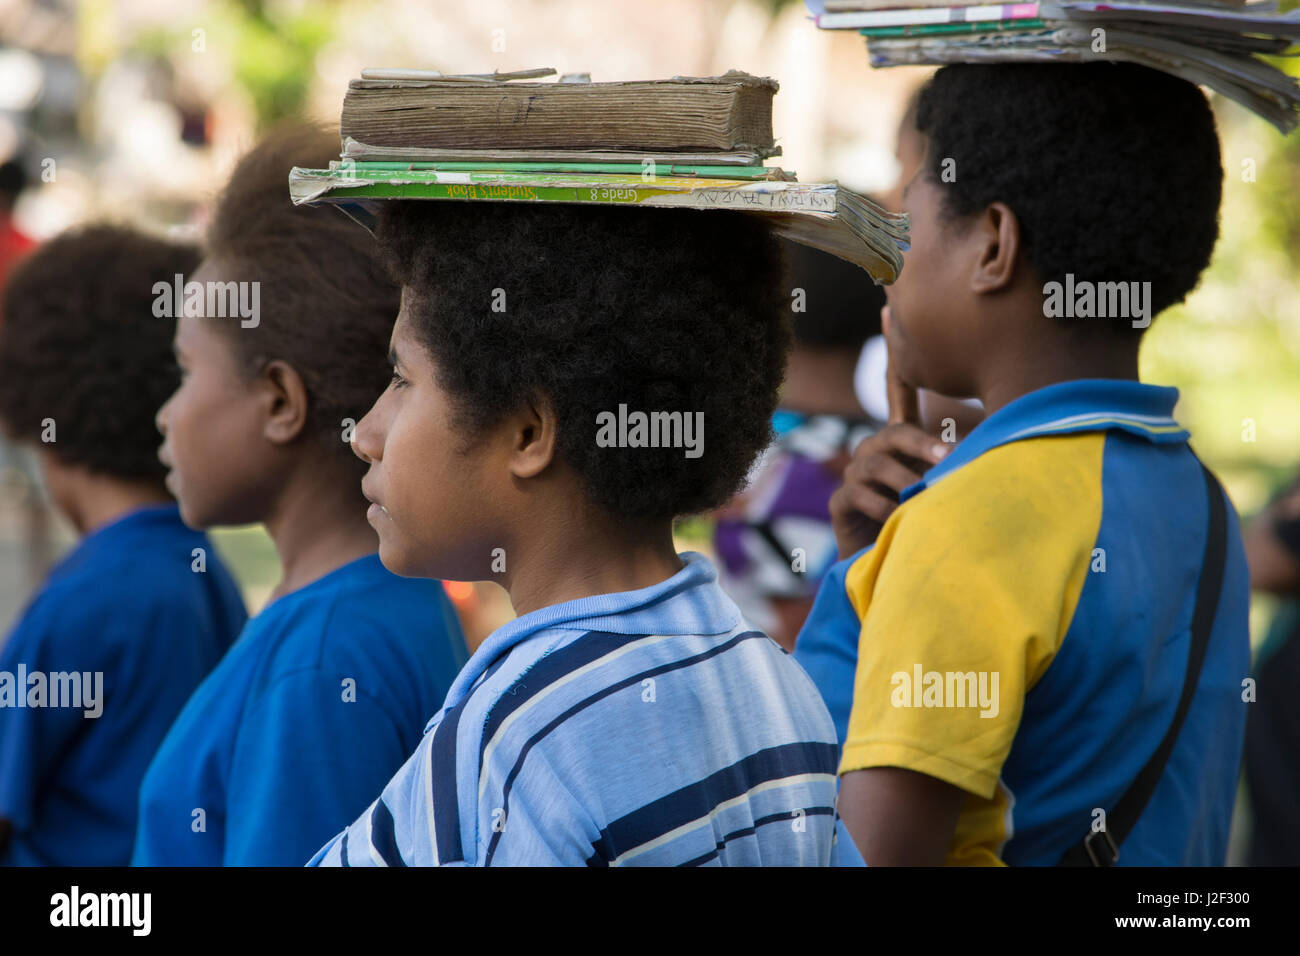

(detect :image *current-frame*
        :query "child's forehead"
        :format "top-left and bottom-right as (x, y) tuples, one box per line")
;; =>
(394, 287), (440, 334)
(388, 301), (431, 364)
(174, 308), (225, 349)
(392, 293), (415, 337)
(171, 294), (245, 368)
(901, 165), (933, 204)
(190, 255), (231, 284)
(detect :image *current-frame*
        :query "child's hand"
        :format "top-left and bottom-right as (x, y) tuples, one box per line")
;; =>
(829, 308), (949, 558)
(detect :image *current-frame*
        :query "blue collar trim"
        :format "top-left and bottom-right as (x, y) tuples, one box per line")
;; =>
(901, 379), (1188, 503)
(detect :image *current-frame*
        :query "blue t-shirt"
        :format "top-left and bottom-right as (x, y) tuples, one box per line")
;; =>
(310, 553), (840, 867)
(131, 553), (468, 866)
(0, 503), (246, 866)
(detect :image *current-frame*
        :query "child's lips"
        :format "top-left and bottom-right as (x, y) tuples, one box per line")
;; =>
(362, 483), (390, 520)
(158, 448), (176, 490)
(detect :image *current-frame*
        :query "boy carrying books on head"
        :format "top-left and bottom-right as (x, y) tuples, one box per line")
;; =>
(794, 63), (1251, 866)
(310, 198), (840, 867)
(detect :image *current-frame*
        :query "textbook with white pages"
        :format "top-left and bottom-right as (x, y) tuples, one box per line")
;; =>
(807, 0), (1300, 133)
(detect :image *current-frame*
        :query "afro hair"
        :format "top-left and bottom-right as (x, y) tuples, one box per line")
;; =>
(0, 224), (199, 480)
(915, 62), (1223, 324)
(378, 200), (792, 521)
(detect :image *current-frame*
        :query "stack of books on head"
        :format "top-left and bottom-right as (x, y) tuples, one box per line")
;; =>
(808, 0), (1300, 132)
(289, 68), (910, 283)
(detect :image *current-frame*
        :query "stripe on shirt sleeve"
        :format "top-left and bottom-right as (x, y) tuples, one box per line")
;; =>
(425, 653), (515, 865)
(586, 742), (839, 865)
(369, 799), (407, 867)
(675, 805), (836, 867)
(428, 693), (470, 864)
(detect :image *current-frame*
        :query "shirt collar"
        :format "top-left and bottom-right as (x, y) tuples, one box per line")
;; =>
(87, 502), (183, 536)
(901, 378), (1189, 504)
(54, 503), (184, 569)
(442, 551), (740, 708)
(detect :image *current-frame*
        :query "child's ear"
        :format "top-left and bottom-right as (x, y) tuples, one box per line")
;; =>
(260, 359), (310, 446)
(970, 201), (1021, 295)
(508, 394), (558, 480)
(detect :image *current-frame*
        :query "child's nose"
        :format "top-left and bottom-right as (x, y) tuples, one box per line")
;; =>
(155, 396), (170, 436)
(351, 410), (380, 464)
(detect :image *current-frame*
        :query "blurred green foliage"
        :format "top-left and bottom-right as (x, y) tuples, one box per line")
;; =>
(115, 0), (336, 131)
(209, 526), (282, 613)
(1141, 94), (1300, 520)
(1138, 79), (1300, 648)
(224, 1), (333, 129)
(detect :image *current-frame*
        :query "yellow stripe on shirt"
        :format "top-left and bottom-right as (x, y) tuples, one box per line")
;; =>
(839, 433), (1106, 865)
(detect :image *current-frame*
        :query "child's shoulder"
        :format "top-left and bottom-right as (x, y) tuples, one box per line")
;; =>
(889, 431), (1111, 553)
(846, 432), (1114, 613)
(466, 615), (828, 752)
(924, 431), (1106, 509)
(244, 556), (459, 691)
(11, 520), (221, 654)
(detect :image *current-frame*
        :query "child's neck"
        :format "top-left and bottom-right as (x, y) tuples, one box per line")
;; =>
(782, 346), (867, 417)
(503, 510), (685, 619)
(263, 454), (378, 603)
(975, 325), (1141, 418)
(65, 476), (171, 537)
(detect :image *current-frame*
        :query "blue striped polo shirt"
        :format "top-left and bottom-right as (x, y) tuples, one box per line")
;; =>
(795, 379), (1251, 866)
(309, 552), (840, 866)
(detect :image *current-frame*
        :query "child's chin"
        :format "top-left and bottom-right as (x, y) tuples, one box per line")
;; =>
(375, 542), (413, 577)
(376, 541), (434, 579)
(175, 497), (213, 531)
(375, 532), (479, 581)
(890, 348), (927, 391)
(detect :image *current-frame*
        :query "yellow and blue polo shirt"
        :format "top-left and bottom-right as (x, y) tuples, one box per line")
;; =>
(794, 379), (1250, 866)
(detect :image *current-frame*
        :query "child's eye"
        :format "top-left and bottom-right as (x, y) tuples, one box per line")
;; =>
(389, 370), (407, 389)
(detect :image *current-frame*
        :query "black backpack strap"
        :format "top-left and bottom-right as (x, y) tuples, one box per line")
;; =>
(1058, 460), (1229, 867)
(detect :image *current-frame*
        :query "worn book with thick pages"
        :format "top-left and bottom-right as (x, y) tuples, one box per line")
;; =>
(341, 69), (780, 154)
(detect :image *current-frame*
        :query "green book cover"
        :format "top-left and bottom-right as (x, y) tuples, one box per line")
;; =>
(860, 19), (1045, 38)
(286, 166), (909, 285)
(293, 166), (819, 207)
